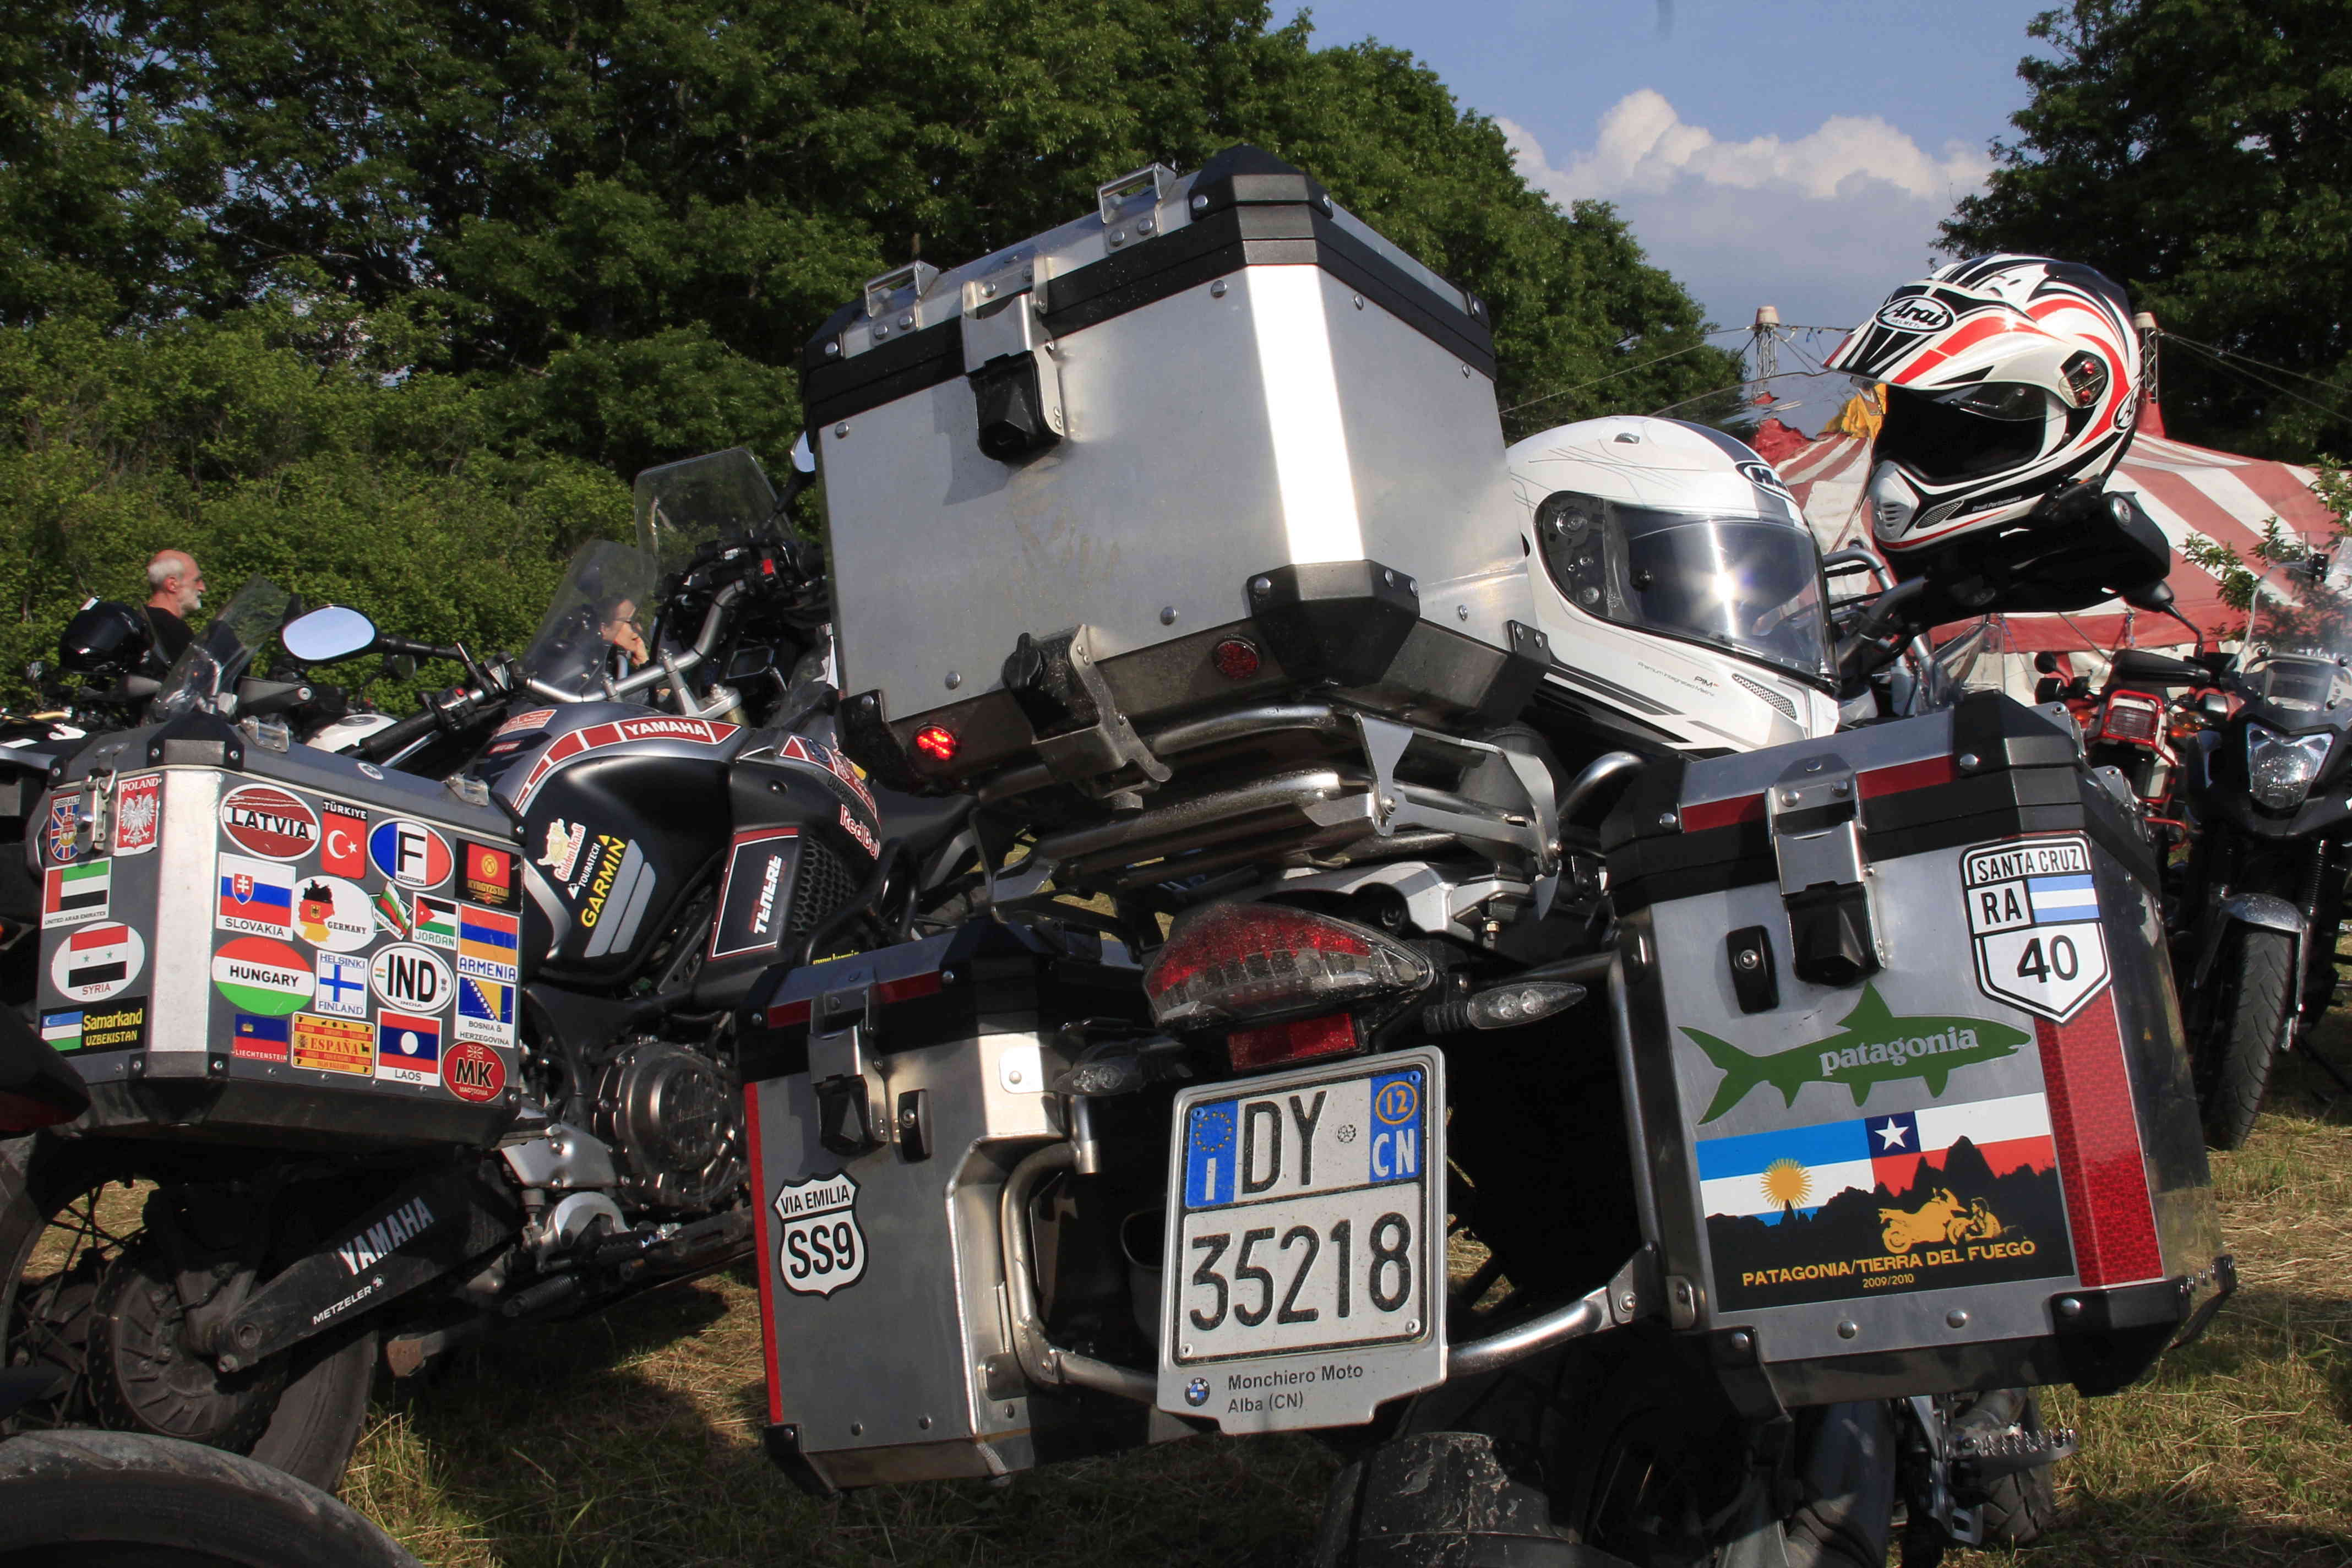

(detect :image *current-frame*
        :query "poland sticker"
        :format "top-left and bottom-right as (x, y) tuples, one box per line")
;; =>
(772, 1171), (864, 1297)
(1962, 834), (2111, 1022)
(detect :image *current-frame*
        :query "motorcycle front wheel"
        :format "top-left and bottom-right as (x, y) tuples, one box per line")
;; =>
(2193, 926), (2293, 1151)
(0, 1136), (377, 1494)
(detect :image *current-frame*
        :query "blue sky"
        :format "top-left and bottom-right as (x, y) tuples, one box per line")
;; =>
(1295, 0), (2058, 342)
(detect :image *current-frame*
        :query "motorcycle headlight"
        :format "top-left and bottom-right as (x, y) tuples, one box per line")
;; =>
(2245, 722), (2332, 811)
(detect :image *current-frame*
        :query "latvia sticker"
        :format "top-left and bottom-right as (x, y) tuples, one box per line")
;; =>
(219, 785), (320, 862)
(52, 922), (144, 1003)
(441, 1039), (507, 1102)
(211, 935), (313, 1015)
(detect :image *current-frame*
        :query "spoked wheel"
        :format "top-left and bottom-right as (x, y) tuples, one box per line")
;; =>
(0, 1139), (376, 1493)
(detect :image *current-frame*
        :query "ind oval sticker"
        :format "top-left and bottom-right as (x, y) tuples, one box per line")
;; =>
(371, 942), (453, 1012)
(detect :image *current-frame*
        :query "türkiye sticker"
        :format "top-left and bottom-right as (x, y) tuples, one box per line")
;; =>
(1698, 1092), (2074, 1310)
(1962, 834), (2112, 1022)
(774, 1170), (865, 1296)
(1682, 983), (2030, 1123)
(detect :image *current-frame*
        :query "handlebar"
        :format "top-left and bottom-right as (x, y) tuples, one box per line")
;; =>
(352, 707), (443, 763)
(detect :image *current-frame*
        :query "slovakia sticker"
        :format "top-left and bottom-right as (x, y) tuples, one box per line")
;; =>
(211, 935), (311, 1015)
(293, 876), (377, 952)
(371, 943), (454, 1012)
(42, 859), (111, 928)
(111, 772), (161, 856)
(773, 1170), (865, 1297)
(369, 819), (453, 889)
(53, 923), (143, 1002)
(219, 785), (319, 862)
(320, 803), (367, 878)
(375, 1011), (442, 1085)
(216, 853), (295, 937)
(312, 951), (370, 1019)
(442, 1038), (507, 1102)
(1962, 834), (2111, 1022)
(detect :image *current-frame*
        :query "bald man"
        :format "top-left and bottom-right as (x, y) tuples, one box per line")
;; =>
(141, 549), (205, 674)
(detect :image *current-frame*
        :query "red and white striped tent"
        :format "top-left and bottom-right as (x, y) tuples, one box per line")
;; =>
(1770, 423), (2333, 654)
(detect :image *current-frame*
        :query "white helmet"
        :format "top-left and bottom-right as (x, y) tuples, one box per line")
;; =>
(1506, 416), (1842, 755)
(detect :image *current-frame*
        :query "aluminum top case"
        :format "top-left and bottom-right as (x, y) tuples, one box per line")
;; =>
(805, 146), (1548, 798)
(1600, 692), (2225, 1408)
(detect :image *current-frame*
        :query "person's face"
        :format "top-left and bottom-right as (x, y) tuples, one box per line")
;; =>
(168, 557), (205, 613)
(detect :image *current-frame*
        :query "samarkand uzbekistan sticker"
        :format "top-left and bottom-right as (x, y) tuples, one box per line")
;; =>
(1698, 1092), (2074, 1310)
(1962, 832), (2111, 1022)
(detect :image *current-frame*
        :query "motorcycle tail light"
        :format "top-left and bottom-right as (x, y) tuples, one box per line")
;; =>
(1227, 1012), (1358, 1070)
(1144, 902), (1433, 1036)
(913, 724), (958, 763)
(1211, 638), (1262, 680)
(2098, 692), (2163, 745)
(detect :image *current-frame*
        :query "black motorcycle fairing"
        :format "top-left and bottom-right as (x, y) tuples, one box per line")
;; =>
(2204, 698), (2352, 838)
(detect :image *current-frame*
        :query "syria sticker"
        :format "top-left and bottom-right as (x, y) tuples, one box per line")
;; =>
(219, 785), (320, 862)
(1961, 834), (2111, 1022)
(53, 922), (143, 1002)
(772, 1170), (865, 1297)
(442, 1039), (507, 1102)
(112, 772), (161, 856)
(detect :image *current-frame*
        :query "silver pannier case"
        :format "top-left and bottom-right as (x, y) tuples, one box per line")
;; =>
(806, 146), (1551, 801)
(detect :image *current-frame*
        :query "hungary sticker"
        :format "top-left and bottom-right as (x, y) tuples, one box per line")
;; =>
(212, 935), (313, 1015)
(53, 923), (144, 1003)
(1962, 834), (2111, 1022)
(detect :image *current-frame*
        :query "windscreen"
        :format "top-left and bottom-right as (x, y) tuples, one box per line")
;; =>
(2245, 554), (2352, 712)
(151, 576), (291, 719)
(634, 448), (778, 579)
(520, 541), (662, 700)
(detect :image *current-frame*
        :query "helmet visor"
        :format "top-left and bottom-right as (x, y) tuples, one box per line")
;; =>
(1876, 383), (2057, 484)
(1538, 495), (1835, 685)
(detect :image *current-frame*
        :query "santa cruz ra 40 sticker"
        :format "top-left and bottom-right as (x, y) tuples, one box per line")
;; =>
(1962, 833), (2112, 1022)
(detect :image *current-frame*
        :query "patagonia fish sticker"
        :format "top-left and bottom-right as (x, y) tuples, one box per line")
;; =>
(773, 1170), (866, 1297)
(1697, 1092), (2074, 1310)
(1683, 983), (2029, 1123)
(1962, 833), (2112, 1022)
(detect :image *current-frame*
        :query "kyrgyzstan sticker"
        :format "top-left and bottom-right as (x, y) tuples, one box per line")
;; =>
(371, 943), (453, 1013)
(292, 1012), (373, 1075)
(219, 785), (319, 862)
(463, 842), (518, 910)
(1681, 983), (2030, 1122)
(112, 772), (161, 856)
(293, 876), (377, 952)
(212, 935), (312, 1015)
(1697, 1091), (2075, 1310)
(369, 819), (453, 890)
(52, 922), (143, 1002)
(375, 1010), (442, 1085)
(442, 1038), (507, 1102)
(773, 1170), (865, 1297)
(312, 951), (370, 1019)
(42, 859), (110, 928)
(1962, 833), (2112, 1022)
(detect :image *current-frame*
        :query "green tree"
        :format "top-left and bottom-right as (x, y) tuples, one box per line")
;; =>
(1942, 0), (2352, 459)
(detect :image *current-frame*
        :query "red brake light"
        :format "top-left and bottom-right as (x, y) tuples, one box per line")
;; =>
(1143, 903), (1433, 1034)
(1211, 638), (1262, 680)
(1228, 1013), (1358, 1071)
(913, 725), (958, 762)
(2099, 692), (2163, 745)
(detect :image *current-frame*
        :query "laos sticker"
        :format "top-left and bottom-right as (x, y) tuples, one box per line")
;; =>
(773, 1170), (864, 1297)
(1962, 834), (2111, 1022)
(1697, 1091), (2074, 1310)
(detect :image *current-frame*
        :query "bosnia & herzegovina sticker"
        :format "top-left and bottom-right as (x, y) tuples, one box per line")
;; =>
(1696, 1091), (2074, 1310)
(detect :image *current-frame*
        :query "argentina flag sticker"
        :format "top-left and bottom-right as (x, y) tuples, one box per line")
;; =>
(1960, 833), (2113, 1022)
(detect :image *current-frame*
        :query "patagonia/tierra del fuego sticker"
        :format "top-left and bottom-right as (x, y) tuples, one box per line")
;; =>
(1683, 983), (2031, 1123)
(1962, 832), (2112, 1022)
(1698, 1092), (2075, 1310)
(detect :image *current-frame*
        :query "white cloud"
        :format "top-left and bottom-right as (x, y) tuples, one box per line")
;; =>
(1498, 92), (1995, 333)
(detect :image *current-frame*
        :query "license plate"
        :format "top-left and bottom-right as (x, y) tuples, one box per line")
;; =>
(1155, 1048), (1446, 1433)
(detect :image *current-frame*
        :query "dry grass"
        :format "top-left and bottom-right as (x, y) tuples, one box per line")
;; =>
(344, 1050), (2352, 1567)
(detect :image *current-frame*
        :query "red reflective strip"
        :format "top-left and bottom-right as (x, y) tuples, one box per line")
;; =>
(743, 1081), (782, 1425)
(763, 970), (944, 1029)
(1858, 755), (1958, 798)
(1228, 1013), (1357, 1071)
(2034, 990), (2163, 1286)
(765, 998), (812, 1028)
(1681, 794), (1766, 831)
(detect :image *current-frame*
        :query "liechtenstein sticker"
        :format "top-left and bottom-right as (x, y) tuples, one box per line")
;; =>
(772, 1170), (865, 1297)
(1962, 834), (2112, 1022)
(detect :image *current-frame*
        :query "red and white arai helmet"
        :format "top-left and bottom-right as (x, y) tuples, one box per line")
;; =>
(1825, 255), (2142, 561)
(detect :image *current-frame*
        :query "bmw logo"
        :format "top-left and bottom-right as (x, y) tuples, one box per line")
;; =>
(1185, 1377), (1211, 1407)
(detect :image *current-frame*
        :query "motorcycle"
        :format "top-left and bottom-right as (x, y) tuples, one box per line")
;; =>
(2165, 548), (2352, 1148)
(737, 152), (2223, 1568)
(0, 445), (924, 1492)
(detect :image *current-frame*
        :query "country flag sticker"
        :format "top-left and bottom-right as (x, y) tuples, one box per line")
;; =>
(217, 852), (295, 937)
(211, 935), (312, 1016)
(372, 882), (412, 940)
(52, 923), (143, 1002)
(42, 859), (110, 928)
(412, 895), (458, 949)
(320, 802), (367, 878)
(111, 772), (161, 856)
(456, 907), (520, 984)
(456, 973), (515, 1047)
(375, 1011), (443, 1086)
(232, 1012), (291, 1063)
(369, 819), (453, 890)
(312, 951), (370, 1019)
(441, 1039), (507, 1103)
(40, 1010), (83, 1053)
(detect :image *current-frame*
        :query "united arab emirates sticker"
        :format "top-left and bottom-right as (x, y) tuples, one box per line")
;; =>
(1961, 832), (2112, 1022)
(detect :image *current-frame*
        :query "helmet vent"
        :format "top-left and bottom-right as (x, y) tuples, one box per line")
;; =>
(1732, 671), (1797, 722)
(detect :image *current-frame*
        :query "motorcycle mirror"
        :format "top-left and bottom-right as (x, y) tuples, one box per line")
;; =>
(382, 651), (417, 681)
(2033, 651), (2060, 674)
(281, 605), (379, 665)
(790, 431), (816, 475)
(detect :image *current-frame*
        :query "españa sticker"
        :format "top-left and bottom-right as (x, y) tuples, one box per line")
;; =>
(1697, 1092), (2074, 1310)
(1962, 834), (2111, 1022)
(1681, 983), (2029, 1122)
(292, 1012), (373, 1075)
